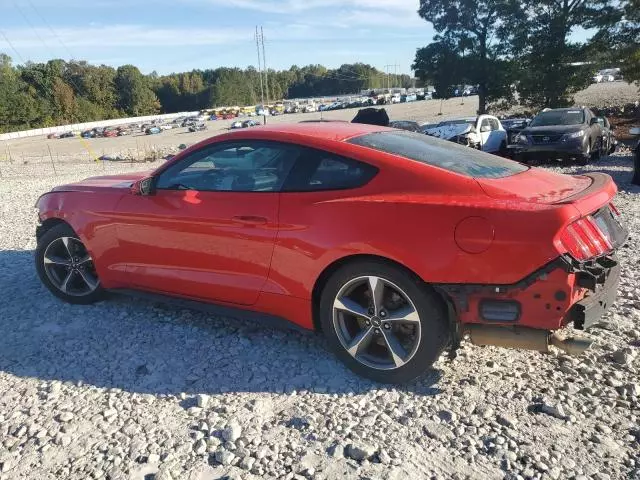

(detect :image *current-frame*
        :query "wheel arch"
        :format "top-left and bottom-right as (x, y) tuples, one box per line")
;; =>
(36, 217), (74, 242)
(310, 253), (453, 333)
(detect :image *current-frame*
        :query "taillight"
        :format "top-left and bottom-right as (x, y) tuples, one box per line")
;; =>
(559, 216), (612, 261)
(609, 202), (621, 217)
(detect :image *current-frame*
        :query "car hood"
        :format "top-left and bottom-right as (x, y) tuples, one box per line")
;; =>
(476, 167), (593, 204)
(52, 171), (152, 192)
(424, 123), (474, 139)
(521, 125), (584, 135)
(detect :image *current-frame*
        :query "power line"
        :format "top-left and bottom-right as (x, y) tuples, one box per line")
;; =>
(26, 0), (75, 60)
(0, 29), (26, 63)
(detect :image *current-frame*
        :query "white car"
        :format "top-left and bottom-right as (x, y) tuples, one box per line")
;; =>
(390, 94), (401, 104)
(423, 115), (508, 154)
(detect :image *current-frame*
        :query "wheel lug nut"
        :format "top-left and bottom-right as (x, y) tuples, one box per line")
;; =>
(374, 328), (380, 334)
(379, 310), (386, 317)
(383, 323), (391, 329)
(365, 320), (371, 326)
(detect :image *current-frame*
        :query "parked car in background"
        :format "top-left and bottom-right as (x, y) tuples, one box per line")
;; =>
(59, 131), (76, 138)
(145, 126), (162, 135)
(47, 133), (60, 139)
(512, 107), (606, 164)
(389, 120), (422, 132)
(209, 114), (218, 121)
(230, 120), (244, 129)
(34, 122), (627, 384)
(81, 129), (95, 139)
(188, 123), (207, 132)
(423, 115), (508, 154)
(500, 117), (531, 145)
(242, 119), (260, 128)
(596, 116), (618, 155)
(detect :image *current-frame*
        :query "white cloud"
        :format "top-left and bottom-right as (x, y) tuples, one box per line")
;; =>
(0, 25), (252, 49)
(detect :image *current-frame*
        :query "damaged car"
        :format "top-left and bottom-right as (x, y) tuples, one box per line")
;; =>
(423, 115), (508, 154)
(34, 123), (627, 384)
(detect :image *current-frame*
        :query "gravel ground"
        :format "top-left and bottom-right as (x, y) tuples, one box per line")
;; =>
(0, 144), (639, 480)
(574, 82), (639, 109)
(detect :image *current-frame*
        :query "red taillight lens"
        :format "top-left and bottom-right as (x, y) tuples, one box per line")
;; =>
(559, 216), (612, 261)
(609, 202), (620, 217)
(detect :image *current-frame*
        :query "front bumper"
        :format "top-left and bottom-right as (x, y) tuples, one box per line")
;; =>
(511, 139), (588, 158)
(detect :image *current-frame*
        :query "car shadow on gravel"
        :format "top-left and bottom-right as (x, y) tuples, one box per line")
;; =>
(0, 249), (443, 397)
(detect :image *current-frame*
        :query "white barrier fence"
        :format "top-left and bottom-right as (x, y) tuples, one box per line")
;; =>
(0, 111), (201, 141)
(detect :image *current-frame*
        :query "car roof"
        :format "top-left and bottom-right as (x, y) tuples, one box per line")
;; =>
(223, 121), (389, 141)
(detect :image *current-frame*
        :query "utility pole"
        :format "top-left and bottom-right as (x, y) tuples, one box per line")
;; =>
(255, 26), (265, 109)
(384, 64), (395, 90)
(261, 26), (269, 121)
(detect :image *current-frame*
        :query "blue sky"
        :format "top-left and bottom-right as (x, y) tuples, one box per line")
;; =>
(1, 0), (592, 76)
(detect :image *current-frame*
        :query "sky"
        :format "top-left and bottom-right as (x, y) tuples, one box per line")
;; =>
(0, 0), (593, 76)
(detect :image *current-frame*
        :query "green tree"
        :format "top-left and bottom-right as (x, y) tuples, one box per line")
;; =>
(417, 0), (524, 113)
(115, 65), (159, 116)
(588, 0), (640, 83)
(515, 0), (620, 108)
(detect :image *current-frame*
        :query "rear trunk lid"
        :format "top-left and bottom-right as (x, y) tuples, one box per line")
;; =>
(476, 168), (615, 213)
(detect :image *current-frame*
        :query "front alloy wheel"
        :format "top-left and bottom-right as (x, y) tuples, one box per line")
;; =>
(35, 223), (105, 304)
(43, 237), (99, 296)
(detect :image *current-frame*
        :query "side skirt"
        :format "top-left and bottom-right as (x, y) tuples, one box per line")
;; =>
(109, 288), (313, 334)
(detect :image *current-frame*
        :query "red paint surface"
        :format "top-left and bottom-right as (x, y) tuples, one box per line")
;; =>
(37, 123), (619, 332)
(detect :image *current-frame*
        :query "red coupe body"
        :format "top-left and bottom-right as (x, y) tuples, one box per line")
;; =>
(36, 123), (625, 336)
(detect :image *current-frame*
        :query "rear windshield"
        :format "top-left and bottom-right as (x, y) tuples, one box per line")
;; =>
(529, 110), (585, 127)
(347, 131), (528, 179)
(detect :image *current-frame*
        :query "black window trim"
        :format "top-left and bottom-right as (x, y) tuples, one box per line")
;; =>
(280, 146), (379, 193)
(151, 139), (379, 194)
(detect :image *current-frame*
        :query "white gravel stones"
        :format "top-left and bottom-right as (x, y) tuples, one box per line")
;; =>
(57, 411), (74, 423)
(345, 443), (377, 461)
(1, 139), (639, 479)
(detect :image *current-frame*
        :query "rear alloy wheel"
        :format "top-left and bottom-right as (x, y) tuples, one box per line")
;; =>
(320, 260), (450, 384)
(35, 223), (105, 304)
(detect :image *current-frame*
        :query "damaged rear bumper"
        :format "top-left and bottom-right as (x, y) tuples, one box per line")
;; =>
(566, 260), (620, 330)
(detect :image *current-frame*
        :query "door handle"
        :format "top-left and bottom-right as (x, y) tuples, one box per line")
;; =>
(232, 215), (268, 225)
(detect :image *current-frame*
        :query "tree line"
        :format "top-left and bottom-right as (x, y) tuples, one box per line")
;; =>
(0, 58), (411, 133)
(414, 0), (639, 113)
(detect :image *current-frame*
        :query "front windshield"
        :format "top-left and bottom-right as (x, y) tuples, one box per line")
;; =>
(530, 110), (584, 127)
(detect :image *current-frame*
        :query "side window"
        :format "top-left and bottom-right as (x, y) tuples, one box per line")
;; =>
(283, 150), (378, 192)
(480, 118), (491, 131)
(155, 142), (299, 192)
(489, 118), (500, 130)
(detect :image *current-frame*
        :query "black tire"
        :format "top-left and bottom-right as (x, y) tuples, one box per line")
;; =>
(498, 141), (508, 157)
(319, 259), (450, 384)
(577, 142), (591, 165)
(590, 138), (602, 162)
(35, 223), (105, 305)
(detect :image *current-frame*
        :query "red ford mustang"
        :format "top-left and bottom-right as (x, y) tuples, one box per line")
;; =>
(35, 122), (627, 383)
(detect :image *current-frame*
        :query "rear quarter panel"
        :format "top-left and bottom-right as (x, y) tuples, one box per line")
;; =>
(265, 142), (574, 299)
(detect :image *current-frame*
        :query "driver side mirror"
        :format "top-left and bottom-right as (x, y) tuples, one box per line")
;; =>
(590, 117), (600, 125)
(131, 177), (155, 196)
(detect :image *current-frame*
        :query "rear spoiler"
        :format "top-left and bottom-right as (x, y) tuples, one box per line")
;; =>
(554, 173), (617, 216)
